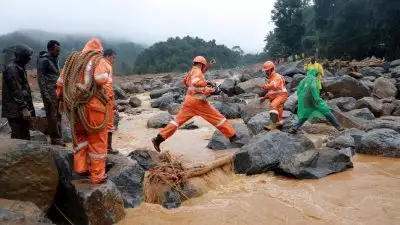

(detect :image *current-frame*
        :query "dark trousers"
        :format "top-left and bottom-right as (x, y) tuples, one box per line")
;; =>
(294, 113), (341, 130)
(43, 98), (62, 142)
(7, 118), (30, 140)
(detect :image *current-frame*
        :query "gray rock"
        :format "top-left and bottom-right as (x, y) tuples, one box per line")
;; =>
(283, 92), (298, 113)
(213, 102), (245, 119)
(234, 78), (265, 96)
(180, 121), (200, 130)
(167, 103), (181, 115)
(365, 119), (400, 133)
(207, 122), (251, 150)
(382, 103), (397, 116)
(323, 75), (370, 99)
(391, 66), (400, 78)
(246, 112), (270, 135)
(233, 131), (314, 175)
(147, 113), (174, 129)
(291, 74), (305, 89)
(361, 76), (377, 82)
(128, 149), (161, 171)
(360, 67), (384, 77)
(335, 68), (348, 77)
(0, 199), (53, 224)
(327, 128), (366, 150)
(276, 61), (304, 76)
(151, 92), (174, 109)
(150, 87), (180, 99)
(126, 108), (146, 115)
(355, 97), (383, 117)
(113, 86), (128, 100)
(356, 129), (400, 157)
(107, 154), (145, 208)
(324, 69), (334, 77)
(0, 139), (59, 212)
(163, 189), (181, 209)
(239, 73), (252, 82)
(219, 78), (236, 97)
(327, 97), (356, 112)
(121, 83), (145, 94)
(129, 96), (142, 108)
(150, 79), (166, 90)
(241, 98), (270, 123)
(390, 59), (400, 67)
(346, 108), (375, 120)
(372, 77), (398, 99)
(278, 148), (353, 179)
(360, 80), (375, 92)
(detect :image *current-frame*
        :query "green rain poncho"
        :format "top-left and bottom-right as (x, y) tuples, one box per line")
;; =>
(296, 69), (331, 120)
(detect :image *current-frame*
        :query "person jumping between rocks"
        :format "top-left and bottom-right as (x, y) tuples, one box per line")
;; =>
(289, 69), (344, 134)
(260, 61), (288, 130)
(57, 39), (111, 184)
(151, 56), (241, 152)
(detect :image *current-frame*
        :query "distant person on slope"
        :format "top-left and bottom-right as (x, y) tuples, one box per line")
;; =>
(289, 69), (344, 134)
(1, 45), (35, 140)
(57, 39), (111, 184)
(259, 61), (288, 130)
(151, 56), (242, 152)
(304, 57), (324, 90)
(103, 49), (119, 154)
(37, 40), (65, 146)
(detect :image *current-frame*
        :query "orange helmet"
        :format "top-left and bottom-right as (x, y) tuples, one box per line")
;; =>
(263, 61), (275, 71)
(193, 56), (207, 66)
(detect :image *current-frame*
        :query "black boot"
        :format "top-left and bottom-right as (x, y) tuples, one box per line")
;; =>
(107, 132), (119, 154)
(152, 134), (164, 152)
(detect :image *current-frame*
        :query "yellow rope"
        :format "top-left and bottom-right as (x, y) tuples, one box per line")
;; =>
(62, 50), (109, 145)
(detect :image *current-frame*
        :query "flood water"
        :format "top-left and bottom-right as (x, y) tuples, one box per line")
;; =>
(114, 94), (400, 225)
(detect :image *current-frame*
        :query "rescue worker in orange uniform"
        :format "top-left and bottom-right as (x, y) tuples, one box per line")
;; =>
(260, 61), (288, 130)
(56, 39), (110, 184)
(103, 49), (119, 154)
(151, 56), (240, 152)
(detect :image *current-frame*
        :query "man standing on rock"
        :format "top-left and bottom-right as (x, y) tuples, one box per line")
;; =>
(1, 45), (35, 140)
(260, 61), (288, 130)
(37, 40), (65, 146)
(151, 56), (241, 152)
(57, 39), (110, 184)
(304, 57), (324, 90)
(103, 49), (119, 154)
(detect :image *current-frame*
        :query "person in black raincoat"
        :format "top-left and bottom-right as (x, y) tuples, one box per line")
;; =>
(37, 40), (65, 146)
(1, 44), (35, 140)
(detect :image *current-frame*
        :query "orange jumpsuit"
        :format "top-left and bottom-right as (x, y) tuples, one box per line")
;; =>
(103, 60), (115, 132)
(56, 39), (110, 184)
(159, 66), (235, 140)
(263, 71), (288, 124)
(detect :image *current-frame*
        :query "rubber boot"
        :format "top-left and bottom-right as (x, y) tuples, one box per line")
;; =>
(107, 132), (119, 154)
(264, 112), (278, 131)
(152, 134), (165, 152)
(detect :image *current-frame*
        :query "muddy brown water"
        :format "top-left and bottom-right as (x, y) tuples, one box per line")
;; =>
(113, 94), (400, 225)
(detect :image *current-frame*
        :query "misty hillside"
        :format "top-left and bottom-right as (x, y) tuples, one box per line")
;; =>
(0, 30), (145, 75)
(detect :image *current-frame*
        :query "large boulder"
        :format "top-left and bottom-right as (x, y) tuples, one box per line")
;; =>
(323, 75), (370, 99)
(147, 113), (174, 129)
(390, 59), (400, 68)
(107, 154), (145, 208)
(167, 103), (181, 115)
(291, 74), (305, 89)
(241, 98), (270, 123)
(246, 112), (270, 135)
(150, 92), (175, 109)
(276, 61), (304, 76)
(233, 131), (314, 175)
(355, 97), (383, 117)
(234, 78), (265, 96)
(0, 199), (52, 224)
(113, 86), (128, 100)
(213, 102), (245, 119)
(330, 107), (365, 130)
(150, 87), (180, 99)
(326, 128), (365, 150)
(57, 179), (125, 225)
(327, 97), (356, 112)
(207, 122), (251, 150)
(356, 129), (400, 158)
(128, 149), (161, 171)
(121, 83), (145, 94)
(149, 79), (166, 90)
(129, 96), (142, 108)
(219, 78), (236, 96)
(365, 119), (400, 133)
(360, 67), (384, 77)
(283, 92), (298, 113)
(345, 108), (375, 120)
(278, 148), (353, 179)
(0, 139), (59, 212)
(372, 77), (398, 99)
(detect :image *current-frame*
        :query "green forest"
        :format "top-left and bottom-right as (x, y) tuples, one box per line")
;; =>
(265, 0), (400, 60)
(133, 36), (264, 74)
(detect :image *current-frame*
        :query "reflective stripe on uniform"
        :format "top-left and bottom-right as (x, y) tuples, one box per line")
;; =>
(188, 86), (205, 92)
(191, 77), (201, 84)
(169, 120), (179, 127)
(85, 61), (93, 85)
(75, 141), (88, 151)
(268, 90), (287, 94)
(95, 73), (109, 81)
(216, 118), (227, 127)
(57, 77), (63, 84)
(88, 152), (107, 159)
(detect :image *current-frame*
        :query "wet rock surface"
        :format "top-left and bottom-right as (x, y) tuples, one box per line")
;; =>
(356, 128), (400, 158)
(212, 102), (245, 119)
(327, 97), (357, 112)
(0, 139), (59, 212)
(147, 113), (174, 129)
(372, 77), (397, 99)
(129, 96), (142, 108)
(0, 199), (53, 224)
(207, 122), (251, 150)
(241, 98), (270, 123)
(323, 75), (370, 99)
(128, 149), (161, 171)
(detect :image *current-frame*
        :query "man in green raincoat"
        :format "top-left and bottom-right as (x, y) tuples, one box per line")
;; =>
(289, 69), (344, 134)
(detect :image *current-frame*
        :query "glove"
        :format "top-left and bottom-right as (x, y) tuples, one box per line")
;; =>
(22, 108), (31, 120)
